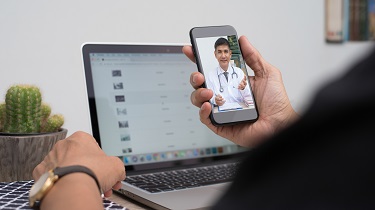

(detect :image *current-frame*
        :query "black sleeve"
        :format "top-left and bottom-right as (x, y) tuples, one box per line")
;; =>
(212, 47), (375, 210)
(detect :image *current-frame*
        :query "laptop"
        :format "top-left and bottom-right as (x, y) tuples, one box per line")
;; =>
(81, 43), (249, 210)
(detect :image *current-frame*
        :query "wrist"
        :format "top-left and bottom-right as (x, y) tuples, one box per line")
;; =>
(29, 165), (102, 208)
(41, 173), (103, 210)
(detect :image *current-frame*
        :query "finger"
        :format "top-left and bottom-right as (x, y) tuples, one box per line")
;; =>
(239, 36), (266, 78)
(112, 181), (122, 190)
(241, 79), (247, 88)
(191, 88), (213, 108)
(102, 176), (123, 198)
(190, 72), (205, 89)
(109, 156), (127, 181)
(182, 45), (195, 63)
(199, 102), (212, 125)
(103, 189), (113, 197)
(97, 157), (126, 195)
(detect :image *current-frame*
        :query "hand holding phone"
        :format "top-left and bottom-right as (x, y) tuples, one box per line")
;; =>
(189, 25), (259, 126)
(185, 31), (297, 147)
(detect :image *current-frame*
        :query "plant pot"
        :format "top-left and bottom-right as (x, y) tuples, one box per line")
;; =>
(0, 128), (68, 182)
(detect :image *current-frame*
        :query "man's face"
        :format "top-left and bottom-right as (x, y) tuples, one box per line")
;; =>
(214, 45), (232, 69)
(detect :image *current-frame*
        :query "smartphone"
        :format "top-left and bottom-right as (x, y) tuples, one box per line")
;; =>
(189, 25), (258, 126)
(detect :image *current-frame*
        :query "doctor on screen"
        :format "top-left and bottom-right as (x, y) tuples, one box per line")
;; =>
(206, 37), (253, 107)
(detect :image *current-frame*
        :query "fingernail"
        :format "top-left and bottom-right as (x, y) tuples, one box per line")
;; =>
(192, 74), (197, 85)
(201, 104), (206, 111)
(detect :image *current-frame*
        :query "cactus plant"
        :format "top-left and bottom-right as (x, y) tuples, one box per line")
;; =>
(0, 84), (64, 134)
(41, 114), (64, 133)
(0, 103), (5, 131)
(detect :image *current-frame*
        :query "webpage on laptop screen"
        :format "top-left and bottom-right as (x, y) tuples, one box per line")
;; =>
(89, 52), (246, 165)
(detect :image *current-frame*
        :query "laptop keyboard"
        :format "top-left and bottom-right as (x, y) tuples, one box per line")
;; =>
(124, 162), (239, 193)
(0, 180), (127, 210)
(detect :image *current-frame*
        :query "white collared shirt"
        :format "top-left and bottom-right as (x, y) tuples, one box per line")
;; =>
(206, 65), (253, 106)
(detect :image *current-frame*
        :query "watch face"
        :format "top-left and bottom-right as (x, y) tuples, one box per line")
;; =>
(29, 172), (50, 197)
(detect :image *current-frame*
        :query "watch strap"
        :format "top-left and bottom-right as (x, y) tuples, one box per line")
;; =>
(54, 165), (102, 195)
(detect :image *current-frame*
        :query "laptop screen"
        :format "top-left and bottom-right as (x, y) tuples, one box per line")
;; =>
(82, 44), (247, 171)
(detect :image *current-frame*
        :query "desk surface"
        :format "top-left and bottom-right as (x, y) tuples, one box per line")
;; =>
(109, 192), (152, 210)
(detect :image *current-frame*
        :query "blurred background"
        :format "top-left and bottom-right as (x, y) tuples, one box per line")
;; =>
(1, 0), (374, 136)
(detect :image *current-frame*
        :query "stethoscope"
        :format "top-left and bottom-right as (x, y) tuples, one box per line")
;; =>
(218, 66), (238, 93)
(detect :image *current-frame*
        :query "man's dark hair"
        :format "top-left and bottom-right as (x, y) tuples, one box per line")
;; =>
(214, 38), (230, 50)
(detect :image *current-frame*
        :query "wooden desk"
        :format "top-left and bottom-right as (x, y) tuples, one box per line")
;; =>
(109, 192), (153, 210)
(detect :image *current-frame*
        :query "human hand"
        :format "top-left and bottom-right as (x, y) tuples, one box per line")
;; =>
(238, 75), (247, 90)
(33, 131), (126, 197)
(215, 94), (226, 106)
(183, 36), (298, 148)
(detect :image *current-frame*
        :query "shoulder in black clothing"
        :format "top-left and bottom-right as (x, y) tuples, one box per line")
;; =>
(212, 47), (375, 210)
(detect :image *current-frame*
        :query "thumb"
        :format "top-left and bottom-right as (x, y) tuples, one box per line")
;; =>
(239, 36), (266, 78)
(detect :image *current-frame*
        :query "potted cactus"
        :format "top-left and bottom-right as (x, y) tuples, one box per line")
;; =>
(0, 84), (67, 182)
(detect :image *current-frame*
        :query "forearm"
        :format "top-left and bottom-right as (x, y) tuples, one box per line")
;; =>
(41, 173), (103, 210)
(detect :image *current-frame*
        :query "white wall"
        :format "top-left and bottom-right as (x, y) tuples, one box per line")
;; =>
(1, 0), (374, 136)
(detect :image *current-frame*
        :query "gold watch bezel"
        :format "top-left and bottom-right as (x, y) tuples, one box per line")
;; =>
(29, 169), (59, 207)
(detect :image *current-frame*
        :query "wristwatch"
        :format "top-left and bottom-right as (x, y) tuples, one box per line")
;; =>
(29, 165), (101, 208)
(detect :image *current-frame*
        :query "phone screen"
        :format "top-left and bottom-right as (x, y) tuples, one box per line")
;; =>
(190, 25), (258, 125)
